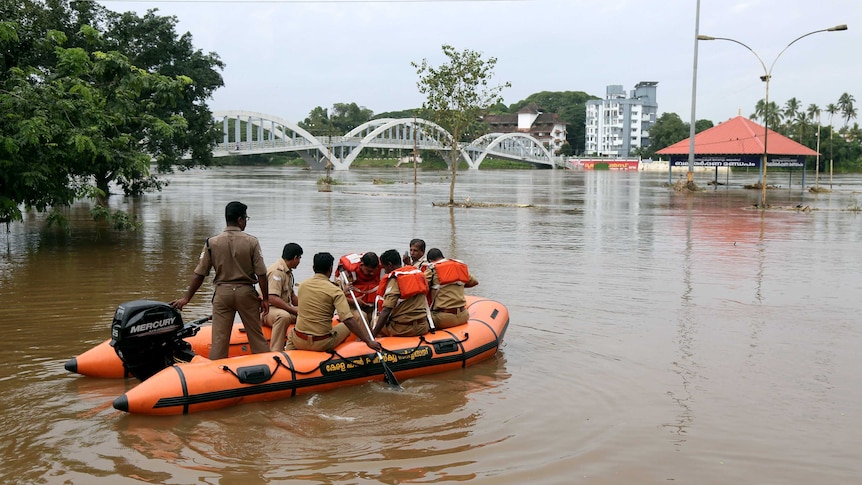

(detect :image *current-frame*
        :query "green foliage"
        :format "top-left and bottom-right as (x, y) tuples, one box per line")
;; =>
(643, 113), (714, 160)
(299, 102), (374, 135)
(505, 91), (599, 154)
(0, 1), (223, 226)
(413, 44), (510, 204)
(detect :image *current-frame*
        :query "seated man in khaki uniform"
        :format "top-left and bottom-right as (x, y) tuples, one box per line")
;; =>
(372, 249), (431, 338)
(424, 248), (478, 329)
(285, 252), (381, 353)
(263, 242), (302, 352)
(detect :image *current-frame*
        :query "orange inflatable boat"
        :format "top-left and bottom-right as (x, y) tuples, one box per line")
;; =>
(112, 295), (508, 415)
(64, 317), (273, 378)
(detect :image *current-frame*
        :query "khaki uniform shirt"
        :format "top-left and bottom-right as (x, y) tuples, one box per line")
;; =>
(382, 277), (427, 323)
(296, 274), (352, 335)
(266, 258), (296, 304)
(426, 267), (477, 310)
(194, 226), (266, 284)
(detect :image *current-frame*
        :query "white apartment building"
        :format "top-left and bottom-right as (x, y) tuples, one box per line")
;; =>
(585, 82), (658, 157)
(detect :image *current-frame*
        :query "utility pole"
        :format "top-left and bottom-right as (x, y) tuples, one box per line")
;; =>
(413, 116), (419, 185)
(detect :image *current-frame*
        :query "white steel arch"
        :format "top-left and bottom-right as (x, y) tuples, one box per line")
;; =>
(213, 110), (340, 169)
(339, 118), (456, 169)
(463, 132), (556, 169)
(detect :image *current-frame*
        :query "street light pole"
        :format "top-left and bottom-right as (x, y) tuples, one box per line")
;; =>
(698, 24), (847, 208)
(686, 0), (702, 185)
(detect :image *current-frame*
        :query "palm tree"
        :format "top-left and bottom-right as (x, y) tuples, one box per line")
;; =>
(838, 92), (856, 129)
(794, 111), (809, 142)
(751, 99), (782, 130)
(784, 97), (801, 134)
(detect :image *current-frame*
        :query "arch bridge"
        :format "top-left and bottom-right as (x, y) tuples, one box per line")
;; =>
(212, 110), (558, 170)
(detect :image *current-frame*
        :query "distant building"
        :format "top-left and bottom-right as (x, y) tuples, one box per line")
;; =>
(482, 103), (568, 154)
(585, 82), (658, 157)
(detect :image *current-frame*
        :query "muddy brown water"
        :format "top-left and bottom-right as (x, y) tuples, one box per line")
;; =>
(1, 167), (861, 484)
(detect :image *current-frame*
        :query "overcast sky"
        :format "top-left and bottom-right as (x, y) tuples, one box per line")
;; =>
(96, 0), (860, 127)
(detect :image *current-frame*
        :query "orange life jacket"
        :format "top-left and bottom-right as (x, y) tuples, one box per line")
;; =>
(428, 259), (471, 287)
(379, 265), (429, 301)
(336, 253), (380, 305)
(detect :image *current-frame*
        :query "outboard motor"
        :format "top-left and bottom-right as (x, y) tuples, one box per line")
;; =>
(110, 300), (195, 381)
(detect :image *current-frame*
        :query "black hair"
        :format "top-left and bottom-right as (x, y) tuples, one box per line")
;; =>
(361, 252), (379, 268)
(380, 249), (402, 268)
(427, 248), (444, 262)
(313, 252), (334, 274)
(225, 201), (247, 225)
(283, 243), (303, 260)
(409, 238), (426, 252)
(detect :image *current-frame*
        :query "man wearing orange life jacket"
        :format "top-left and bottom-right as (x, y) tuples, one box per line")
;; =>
(372, 249), (430, 338)
(335, 252), (381, 325)
(425, 248), (478, 329)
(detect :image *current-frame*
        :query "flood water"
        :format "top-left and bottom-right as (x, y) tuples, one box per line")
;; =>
(2, 166), (861, 484)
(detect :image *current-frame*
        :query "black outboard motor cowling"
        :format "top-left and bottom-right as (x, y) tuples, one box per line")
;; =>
(110, 300), (193, 381)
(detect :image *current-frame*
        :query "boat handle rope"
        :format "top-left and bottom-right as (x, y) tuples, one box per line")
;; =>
(271, 354), (334, 376)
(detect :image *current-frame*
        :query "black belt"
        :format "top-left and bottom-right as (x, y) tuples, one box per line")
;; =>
(434, 306), (465, 314)
(294, 329), (332, 341)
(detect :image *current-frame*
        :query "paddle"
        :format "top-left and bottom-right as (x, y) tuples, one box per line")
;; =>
(339, 273), (401, 388)
(422, 299), (437, 333)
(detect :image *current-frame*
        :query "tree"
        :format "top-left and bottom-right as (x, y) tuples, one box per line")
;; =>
(298, 106), (333, 136)
(330, 102), (373, 134)
(751, 98), (782, 130)
(838, 92), (856, 129)
(783, 97), (800, 134)
(505, 91), (598, 155)
(413, 45), (509, 204)
(643, 112), (688, 159)
(0, 1), (223, 224)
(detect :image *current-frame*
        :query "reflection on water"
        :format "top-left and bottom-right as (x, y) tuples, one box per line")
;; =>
(2, 168), (862, 484)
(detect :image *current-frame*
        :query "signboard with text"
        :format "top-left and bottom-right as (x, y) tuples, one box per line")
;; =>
(669, 154), (805, 168)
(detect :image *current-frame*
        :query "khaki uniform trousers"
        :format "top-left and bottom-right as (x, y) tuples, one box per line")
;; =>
(284, 322), (353, 352)
(431, 307), (469, 329)
(263, 308), (297, 352)
(381, 318), (430, 337)
(211, 284), (269, 359)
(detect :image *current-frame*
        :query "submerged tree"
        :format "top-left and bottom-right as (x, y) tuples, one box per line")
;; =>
(413, 45), (509, 205)
(0, 1), (223, 226)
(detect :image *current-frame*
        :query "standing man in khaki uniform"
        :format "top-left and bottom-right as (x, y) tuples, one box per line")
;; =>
(285, 252), (382, 353)
(424, 248), (478, 329)
(373, 249), (430, 337)
(171, 201), (270, 359)
(263, 242), (302, 351)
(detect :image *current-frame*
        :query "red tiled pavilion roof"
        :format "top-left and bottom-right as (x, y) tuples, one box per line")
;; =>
(656, 116), (818, 156)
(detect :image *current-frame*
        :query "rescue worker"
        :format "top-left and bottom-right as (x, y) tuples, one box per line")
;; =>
(424, 248), (478, 329)
(263, 242), (302, 351)
(335, 252), (382, 325)
(170, 201), (270, 360)
(402, 238), (428, 270)
(373, 249), (430, 338)
(285, 252), (381, 353)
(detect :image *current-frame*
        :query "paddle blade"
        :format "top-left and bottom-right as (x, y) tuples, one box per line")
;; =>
(380, 358), (402, 388)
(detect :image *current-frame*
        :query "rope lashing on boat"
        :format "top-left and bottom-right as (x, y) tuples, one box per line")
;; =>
(271, 353), (341, 376)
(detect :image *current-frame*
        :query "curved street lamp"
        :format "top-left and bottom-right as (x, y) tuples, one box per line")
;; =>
(698, 24), (847, 208)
